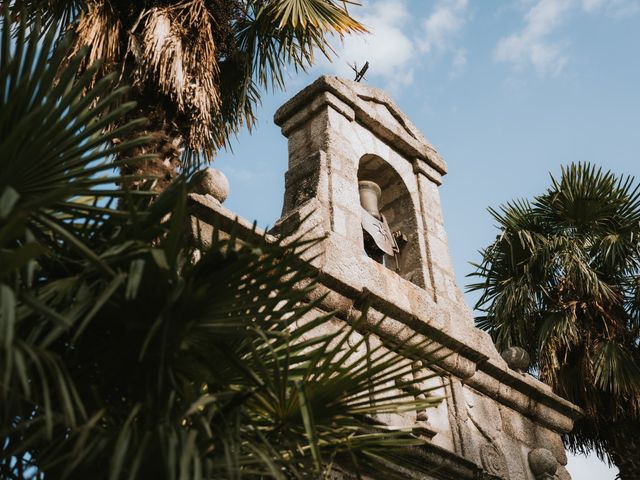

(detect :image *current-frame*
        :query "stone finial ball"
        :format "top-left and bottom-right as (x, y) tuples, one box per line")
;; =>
(528, 448), (558, 476)
(501, 346), (531, 372)
(196, 168), (229, 204)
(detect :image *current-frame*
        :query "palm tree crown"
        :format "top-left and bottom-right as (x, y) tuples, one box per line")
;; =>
(15, 0), (366, 168)
(468, 162), (640, 478)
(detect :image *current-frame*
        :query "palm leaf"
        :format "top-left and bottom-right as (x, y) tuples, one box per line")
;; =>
(468, 161), (640, 464)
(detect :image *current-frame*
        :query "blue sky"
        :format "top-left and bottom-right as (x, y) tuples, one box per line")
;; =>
(216, 1), (640, 477)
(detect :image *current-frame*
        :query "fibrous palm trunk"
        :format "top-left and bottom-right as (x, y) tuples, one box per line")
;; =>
(608, 426), (640, 480)
(119, 96), (183, 193)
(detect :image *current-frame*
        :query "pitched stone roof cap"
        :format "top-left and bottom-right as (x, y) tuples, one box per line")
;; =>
(275, 76), (447, 175)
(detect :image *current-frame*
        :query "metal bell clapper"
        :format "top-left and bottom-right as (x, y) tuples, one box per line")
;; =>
(358, 180), (400, 264)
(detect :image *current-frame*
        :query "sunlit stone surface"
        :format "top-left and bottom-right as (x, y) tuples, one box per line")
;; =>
(191, 76), (583, 480)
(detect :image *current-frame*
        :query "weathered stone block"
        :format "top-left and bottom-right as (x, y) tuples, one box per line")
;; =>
(534, 426), (567, 465)
(501, 404), (538, 446)
(331, 171), (361, 211)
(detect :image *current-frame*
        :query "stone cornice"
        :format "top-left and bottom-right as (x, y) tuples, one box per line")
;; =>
(310, 266), (583, 434)
(274, 76), (447, 176)
(189, 200), (584, 435)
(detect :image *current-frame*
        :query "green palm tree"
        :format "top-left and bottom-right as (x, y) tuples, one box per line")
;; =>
(468, 163), (640, 479)
(11, 0), (366, 189)
(0, 13), (442, 479)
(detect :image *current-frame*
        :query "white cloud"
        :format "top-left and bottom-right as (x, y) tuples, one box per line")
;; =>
(317, 0), (469, 91)
(581, 0), (640, 15)
(582, 0), (605, 10)
(450, 48), (467, 78)
(496, 0), (640, 77)
(494, 0), (572, 77)
(420, 0), (469, 54)
(319, 0), (416, 91)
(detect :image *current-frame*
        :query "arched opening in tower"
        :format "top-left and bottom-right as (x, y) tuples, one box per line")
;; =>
(357, 154), (424, 288)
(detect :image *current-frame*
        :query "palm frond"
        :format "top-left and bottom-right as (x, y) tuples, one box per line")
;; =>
(468, 161), (640, 462)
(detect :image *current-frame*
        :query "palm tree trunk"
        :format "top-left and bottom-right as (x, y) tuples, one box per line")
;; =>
(606, 426), (640, 480)
(119, 98), (183, 193)
(610, 451), (640, 479)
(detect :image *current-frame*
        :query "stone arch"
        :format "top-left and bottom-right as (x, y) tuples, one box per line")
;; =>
(357, 154), (424, 288)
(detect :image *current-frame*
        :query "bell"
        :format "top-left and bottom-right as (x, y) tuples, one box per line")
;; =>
(358, 180), (399, 261)
(358, 180), (382, 219)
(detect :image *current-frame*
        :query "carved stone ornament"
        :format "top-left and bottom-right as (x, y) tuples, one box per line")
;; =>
(528, 448), (558, 479)
(480, 443), (509, 479)
(194, 168), (229, 204)
(500, 346), (531, 373)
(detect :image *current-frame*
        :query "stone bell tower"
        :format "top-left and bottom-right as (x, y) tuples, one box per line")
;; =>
(273, 76), (467, 310)
(272, 76), (582, 480)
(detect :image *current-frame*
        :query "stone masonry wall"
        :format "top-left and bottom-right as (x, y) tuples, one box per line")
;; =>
(190, 76), (583, 480)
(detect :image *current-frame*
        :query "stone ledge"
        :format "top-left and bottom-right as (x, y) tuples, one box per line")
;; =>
(189, 203), (583, 434)
(355, 442), (502, 480)
(280, 90), (355, 137)
(274, 76), (447, 175)
(188, 193), (275, 243)
(413, 158), (443, 186)
(312, 276), (583, 433)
